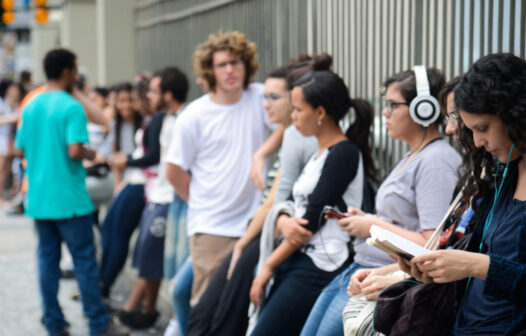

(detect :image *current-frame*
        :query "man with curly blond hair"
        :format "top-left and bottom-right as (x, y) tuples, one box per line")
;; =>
(166, 31), (277, 307)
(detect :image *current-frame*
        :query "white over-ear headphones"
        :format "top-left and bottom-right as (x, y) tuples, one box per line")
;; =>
(409, 65), (440, 127)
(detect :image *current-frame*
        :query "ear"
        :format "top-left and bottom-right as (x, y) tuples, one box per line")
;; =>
(163, 91), (173, 103)
(316, 105), (327, 122)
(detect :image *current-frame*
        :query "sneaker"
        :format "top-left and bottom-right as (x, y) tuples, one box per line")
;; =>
(41, 316), (71, 328)
(61, 268), (75, 279)
(94, 322), (129, 336)
(164, 318), (181, 336)
(117, 309), (159, 329)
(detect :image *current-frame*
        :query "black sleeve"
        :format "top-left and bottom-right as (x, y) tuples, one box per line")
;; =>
(126, 113), (164, 168)
(303, 140), (360, 234)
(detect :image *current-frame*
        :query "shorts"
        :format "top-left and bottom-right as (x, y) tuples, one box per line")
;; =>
(132, 202), (169, 279)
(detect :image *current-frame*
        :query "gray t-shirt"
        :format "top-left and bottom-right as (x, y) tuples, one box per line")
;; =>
(354, 139), (462, 267)
(274, 125), (318, 204)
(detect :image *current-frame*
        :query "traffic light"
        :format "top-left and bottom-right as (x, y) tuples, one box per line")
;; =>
(34, 0), (48, 25)
(35, 7), (47, 24)
(1, 0), (15, 25)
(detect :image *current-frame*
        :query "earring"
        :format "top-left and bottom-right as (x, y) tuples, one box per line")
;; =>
(317, 119), (322, 126)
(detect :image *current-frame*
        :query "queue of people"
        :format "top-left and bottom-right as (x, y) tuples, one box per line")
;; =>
(12, 30), (526, 336)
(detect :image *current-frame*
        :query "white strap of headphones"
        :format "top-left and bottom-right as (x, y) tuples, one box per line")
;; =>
(414, 65), (431, 97)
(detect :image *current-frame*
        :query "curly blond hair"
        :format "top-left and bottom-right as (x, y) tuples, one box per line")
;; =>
(193, 31), (259, 92)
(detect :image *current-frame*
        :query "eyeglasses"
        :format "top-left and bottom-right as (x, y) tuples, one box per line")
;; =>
(444, 112), (460, 124)
(213, 59), (243, 70)
(383, 99), (409, 114)
(263, 93), (289, 103)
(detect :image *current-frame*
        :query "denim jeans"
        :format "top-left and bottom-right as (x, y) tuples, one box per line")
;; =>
(99, 184), (145, 295)
(36, 213), (109, 335)
(173, 256), (193, 336)
(300, 262), (365, 336)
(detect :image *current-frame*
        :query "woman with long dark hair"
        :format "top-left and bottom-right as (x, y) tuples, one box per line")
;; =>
(399, 53), (526, 335)
(301, 66), (461, 336)
(249, 64), (376, 335)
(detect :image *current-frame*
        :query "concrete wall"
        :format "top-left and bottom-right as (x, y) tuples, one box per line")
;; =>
(61, 0), (98, 85)
(30, 21), (60, 85)
(96, 0), (136, 85)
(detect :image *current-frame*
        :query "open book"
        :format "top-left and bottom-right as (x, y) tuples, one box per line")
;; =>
(366, 225), (430, 264)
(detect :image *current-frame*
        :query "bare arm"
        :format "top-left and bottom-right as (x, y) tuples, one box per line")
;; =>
(67, 143), (96, 161)
(251, 125), (284, 191)
(0, 114), (18, 125)
(13, 148), (23, 158)
(250, 238), (299, 306)
(339, 212), (434, 246)
(72, 88), (108, 127)
(166, 162), (190, 202)
(239, 169), (280, 249)
(227, 170), (281, 279)
(370, 216), (434, 246)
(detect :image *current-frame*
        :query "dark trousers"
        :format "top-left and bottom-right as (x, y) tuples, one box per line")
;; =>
(188, 236), (261, 336)
(250, 251), (344, 336)
(99, 184), (145, 295)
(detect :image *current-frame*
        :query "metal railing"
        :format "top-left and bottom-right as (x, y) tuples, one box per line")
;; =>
(134, 0), (526, 176)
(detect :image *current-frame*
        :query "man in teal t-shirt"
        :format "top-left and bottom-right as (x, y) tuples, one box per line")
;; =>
(16, 90), (94, 218)
(15, 49), (126, 336)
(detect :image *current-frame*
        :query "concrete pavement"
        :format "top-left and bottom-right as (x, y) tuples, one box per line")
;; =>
(0, 210), (172, 336)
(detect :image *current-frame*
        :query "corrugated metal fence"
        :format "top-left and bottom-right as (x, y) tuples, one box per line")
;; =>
(134, 0), (526, 175)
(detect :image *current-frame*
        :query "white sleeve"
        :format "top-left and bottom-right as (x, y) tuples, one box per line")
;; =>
(166, 113), (198, 171)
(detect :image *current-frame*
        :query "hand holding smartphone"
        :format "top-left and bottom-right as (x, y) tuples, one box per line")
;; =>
(322, 206), (346, 219)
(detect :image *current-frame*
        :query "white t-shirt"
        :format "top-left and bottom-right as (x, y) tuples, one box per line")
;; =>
(123, 128), (146, 185)
(166, 83), (272, 237)
(147, 109), (181, 204)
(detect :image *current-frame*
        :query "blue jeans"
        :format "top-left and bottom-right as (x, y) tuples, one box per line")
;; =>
(36, 213), (109, 335)
(300, 262), (365, 336)
(99, 184), (145, 295)
(251, 252), (344, 336)
(173, 256), (193, 336)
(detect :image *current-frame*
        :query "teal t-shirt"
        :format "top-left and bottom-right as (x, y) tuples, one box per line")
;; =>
(15, 91), (94, 219)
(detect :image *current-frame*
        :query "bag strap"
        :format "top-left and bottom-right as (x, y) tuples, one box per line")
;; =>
(425, 188), (464, 250)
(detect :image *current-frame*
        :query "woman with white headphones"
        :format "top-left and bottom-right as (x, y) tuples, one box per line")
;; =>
(300, 66), (462, 336)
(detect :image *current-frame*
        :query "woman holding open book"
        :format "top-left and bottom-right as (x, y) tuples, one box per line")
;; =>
(398, 53), (526, 335)
(300, 67), (462, 336)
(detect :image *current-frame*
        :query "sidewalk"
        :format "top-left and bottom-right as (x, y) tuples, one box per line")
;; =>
(0, 209), (172, 336)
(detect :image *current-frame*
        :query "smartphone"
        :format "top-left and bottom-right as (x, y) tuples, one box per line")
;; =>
(322, 206), (346, 219)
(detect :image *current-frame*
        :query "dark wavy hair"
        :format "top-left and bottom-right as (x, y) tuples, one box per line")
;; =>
(113, 82), (142, 152)
(454, 53), (526, 210)
(293, 70), (376, 181)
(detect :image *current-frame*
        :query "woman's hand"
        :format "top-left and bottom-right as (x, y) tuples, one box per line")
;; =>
(396, 250), (489, 284)
(250, 151), (266, 192)
(338, 214), (377, 238)
(396, 256), (434, 283)
(227, 242), (244, 280)
(276, 215), (312, 246)
(348, 268), (374, 296)
(346, 206), (365, 217)
(109, 152), (127, 171)
(250, 265), (274, 307)
(360, 274), (406, 300)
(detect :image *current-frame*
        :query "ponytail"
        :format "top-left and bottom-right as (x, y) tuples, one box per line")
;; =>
(345, 98), (377, 182)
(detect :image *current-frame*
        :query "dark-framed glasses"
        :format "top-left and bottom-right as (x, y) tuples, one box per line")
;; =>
(213, 59), (243, 70)
(383, 99), (409, 114)
(444, 112), (460, 124)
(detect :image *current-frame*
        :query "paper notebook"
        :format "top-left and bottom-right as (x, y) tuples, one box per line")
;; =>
(366, 225), (430, 264)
